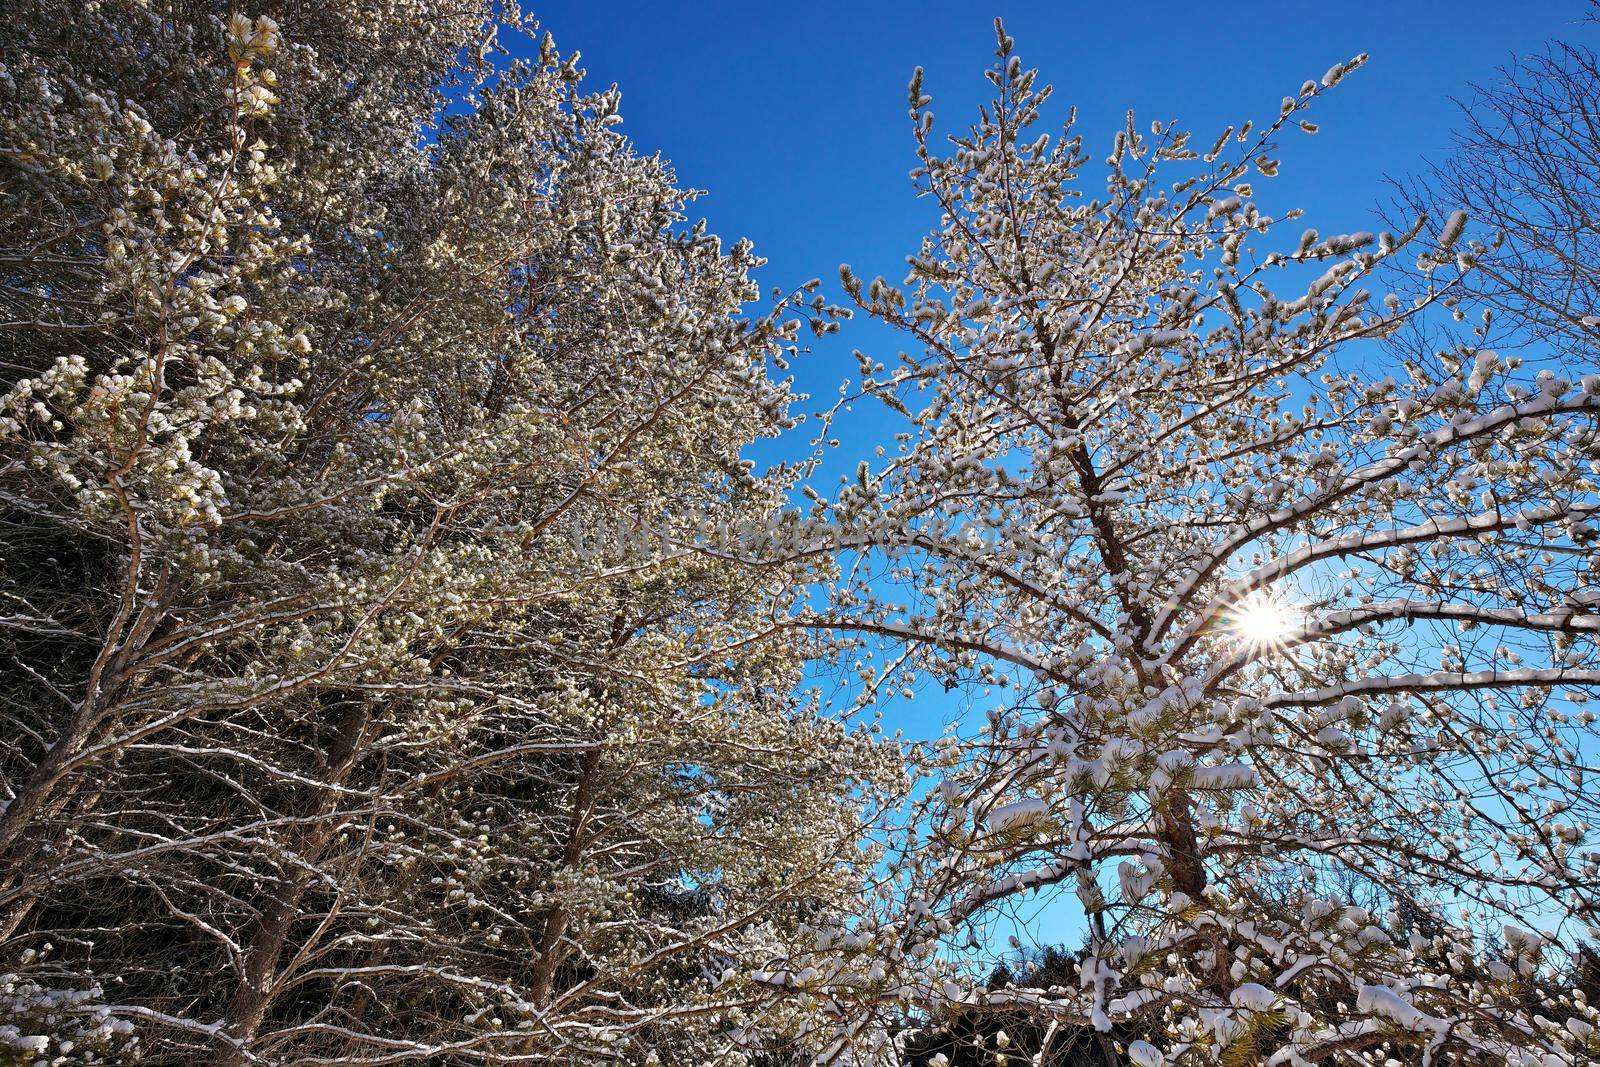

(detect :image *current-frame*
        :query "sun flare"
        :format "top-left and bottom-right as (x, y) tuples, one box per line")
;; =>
(1231, 592), (1297, 649)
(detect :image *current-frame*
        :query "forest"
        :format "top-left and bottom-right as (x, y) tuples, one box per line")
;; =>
(2, 1), (1600, 1064)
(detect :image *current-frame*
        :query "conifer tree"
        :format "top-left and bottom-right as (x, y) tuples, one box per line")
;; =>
(775, 23), (1600, 1067)
(0, 3), (891, 1062)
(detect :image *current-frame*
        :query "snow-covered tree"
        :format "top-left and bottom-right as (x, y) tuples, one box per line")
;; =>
(776, 23), (1600, 1066)
(0, 2), (893, 1062)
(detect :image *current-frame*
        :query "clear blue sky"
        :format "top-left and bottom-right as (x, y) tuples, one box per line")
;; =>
(522, 0), (1591, 716)
(528, 0), (1593, 689)
(524, 0), (1592, 949)
(532, 0), (1586, 412)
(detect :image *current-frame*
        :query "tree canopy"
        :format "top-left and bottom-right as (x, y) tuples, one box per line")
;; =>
(1, 1), (891, 1061)
(3, 5), (1599, 1067)
(764, 23), (1600, 1067)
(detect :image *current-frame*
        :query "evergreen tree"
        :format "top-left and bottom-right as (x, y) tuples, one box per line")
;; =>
(0, 3), (893, 1062)
(772, 22), (1600, 1066)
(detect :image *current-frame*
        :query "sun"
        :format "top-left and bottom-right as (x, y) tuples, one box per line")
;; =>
(1230, 591), (1298, 649)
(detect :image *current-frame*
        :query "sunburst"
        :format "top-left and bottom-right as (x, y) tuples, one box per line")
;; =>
(1229, 590), (1299, 651)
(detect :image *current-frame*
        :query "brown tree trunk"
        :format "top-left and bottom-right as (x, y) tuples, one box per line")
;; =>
(1157, 792), (1207, 901)
(527, 746), (603, 1008)
(217, 698), (371, 1066)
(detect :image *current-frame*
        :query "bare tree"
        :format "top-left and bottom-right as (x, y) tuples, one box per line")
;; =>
(1399, 24), (1600, 365)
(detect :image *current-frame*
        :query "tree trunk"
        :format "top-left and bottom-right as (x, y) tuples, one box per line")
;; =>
(217, 698), (371, 1066)
(528, 746), (603, 1007)
(1156, 792), (1206, 901)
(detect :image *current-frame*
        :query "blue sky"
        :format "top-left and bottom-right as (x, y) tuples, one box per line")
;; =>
(533, 0), (1585, 414)
(523, 0), (1595, 952)
(529, 0), (1592, 690)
